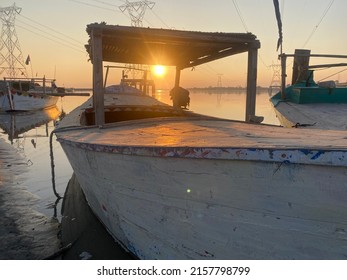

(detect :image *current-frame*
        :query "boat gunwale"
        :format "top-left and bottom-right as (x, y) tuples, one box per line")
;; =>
(56, 116), (347, 167)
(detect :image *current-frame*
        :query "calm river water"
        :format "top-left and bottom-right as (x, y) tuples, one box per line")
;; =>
(0, 88), (279, 259)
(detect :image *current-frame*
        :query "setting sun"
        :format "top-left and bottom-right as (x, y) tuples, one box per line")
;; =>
(153, 65), (166, 77)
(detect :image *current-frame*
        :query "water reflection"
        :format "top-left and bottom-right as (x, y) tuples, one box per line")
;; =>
(60, 173), (133, 260)
(0, 99), (85, 259)
(154, 88), (280, 125)
(0, 106), (61, 144)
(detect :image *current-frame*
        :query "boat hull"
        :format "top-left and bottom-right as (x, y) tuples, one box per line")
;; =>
(59, 142), (347, 259)
(0, 91), (59, 111)
(271, 97), (347, 129)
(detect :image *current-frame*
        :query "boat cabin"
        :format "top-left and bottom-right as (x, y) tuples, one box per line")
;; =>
(1, 77), (57, 93)
(85, 23), (261, 126)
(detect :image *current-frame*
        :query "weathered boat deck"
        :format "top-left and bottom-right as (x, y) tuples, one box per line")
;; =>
(60, 116), (347, 149)
(58, 113), (347, 168)
(272, 101), (347, 130)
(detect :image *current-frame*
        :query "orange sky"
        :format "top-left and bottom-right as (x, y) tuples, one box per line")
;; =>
(1, 0), (346, 89)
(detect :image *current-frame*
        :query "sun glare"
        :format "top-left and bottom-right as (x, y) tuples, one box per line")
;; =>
(153, 65), (166, 77)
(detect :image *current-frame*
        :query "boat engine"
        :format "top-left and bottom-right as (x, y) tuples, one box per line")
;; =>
(169, 86), (190, 109)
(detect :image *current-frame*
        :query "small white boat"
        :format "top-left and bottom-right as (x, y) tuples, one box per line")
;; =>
(0, 77), (60, 112)
(56, 24), (347, 259)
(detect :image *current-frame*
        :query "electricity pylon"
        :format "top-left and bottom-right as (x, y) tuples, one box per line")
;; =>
(119, 0), (155, 27)
(217, 73), (223, 87)
(268, 63), (281, 95)
(0, 3), (27, 78)
(119, 1), (155, 80)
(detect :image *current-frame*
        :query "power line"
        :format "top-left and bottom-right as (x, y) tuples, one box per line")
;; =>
(302, 0), (335, 48)
(93, 0), (119, 7)
(68, 0), (118, 11)
(318, 68), (347, 82)
(258, 54), (271, 68)
(16, 18), (82, 50)
(232, 0), (248, 32)
(69, 0), (132, 22)
(16, 24), (85, 53)
(149, 7), (171, 28)
(229, 2), (273, 69)
(19, 13), (84, 46)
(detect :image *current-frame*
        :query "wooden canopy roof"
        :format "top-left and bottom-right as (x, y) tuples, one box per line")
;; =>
(86, 23), (260, 69)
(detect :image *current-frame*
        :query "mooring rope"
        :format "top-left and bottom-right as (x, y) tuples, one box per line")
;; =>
(49, 124), (98, 199)
(49, 129), (62, 199)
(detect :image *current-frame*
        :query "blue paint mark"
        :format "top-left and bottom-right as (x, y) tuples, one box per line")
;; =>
(311, 151), (324, 160)
(300, 149), (311, 155)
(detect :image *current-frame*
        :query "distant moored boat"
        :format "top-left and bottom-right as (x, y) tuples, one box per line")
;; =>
(0, 77), (60, 112)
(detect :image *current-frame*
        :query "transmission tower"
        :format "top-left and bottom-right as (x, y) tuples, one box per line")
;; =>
(0, 3), (27, 78)
(268, 63), (281, 95)
(217, 73), (223, 87)
(119, 0), (155, 27)
(119, 1), (155, 81)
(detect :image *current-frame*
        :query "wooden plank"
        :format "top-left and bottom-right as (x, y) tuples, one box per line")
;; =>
(291, 49), (311, 84)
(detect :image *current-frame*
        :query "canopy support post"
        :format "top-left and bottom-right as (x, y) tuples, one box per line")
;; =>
(245, 46), (258, 122)
(143, 70), (148, 95)
(92, 30), (105, 126)
(280, 53), (287, 99)
(174, 67), (181, 87)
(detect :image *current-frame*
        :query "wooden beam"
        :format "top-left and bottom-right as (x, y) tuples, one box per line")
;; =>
(245, 46), (258, 122)
(92, 29), (105, 126)
(180, 45), (251, 69)
(174, 67), (181, 87)
(309, 63), (347, 69)
(285, 53), (347, 59)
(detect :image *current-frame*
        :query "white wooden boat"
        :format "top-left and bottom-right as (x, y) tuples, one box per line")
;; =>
(55, 24), (347, 259)
(0, 77), (60, 112)
(270, 49), (347, 130)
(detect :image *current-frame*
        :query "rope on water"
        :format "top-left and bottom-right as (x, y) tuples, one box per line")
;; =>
(49, 129), (62, 199)
(49, 125), (97, 199)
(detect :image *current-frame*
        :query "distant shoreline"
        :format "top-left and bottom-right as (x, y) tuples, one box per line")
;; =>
(69, 86), (275, 93)
(189, 86), (270, 90)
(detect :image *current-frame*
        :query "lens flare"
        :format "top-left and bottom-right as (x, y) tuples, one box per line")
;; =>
(153, 65), (166, 77)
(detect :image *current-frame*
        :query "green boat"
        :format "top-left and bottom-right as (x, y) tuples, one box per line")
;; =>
(270, 49), (347, 130)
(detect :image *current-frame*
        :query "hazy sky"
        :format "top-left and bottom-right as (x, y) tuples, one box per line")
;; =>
(0, 0), (346, 88)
